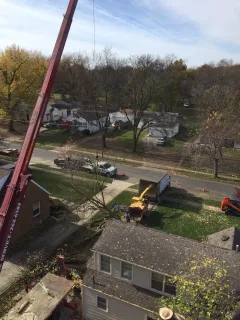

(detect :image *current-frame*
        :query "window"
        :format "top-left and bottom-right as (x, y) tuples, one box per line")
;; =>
(121, 262), (132, 280)
(164, 276), (176, 296)
(151, 272), (176, 296)
(33, 201), (40, 217)
(103, 163), (111, 169)
(151, 272), (164, 291)
(97, 296), (107, 311)
(100, 255), (110, 273)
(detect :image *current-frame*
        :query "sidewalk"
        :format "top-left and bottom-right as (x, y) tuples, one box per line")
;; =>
(0, 180), (133, 294)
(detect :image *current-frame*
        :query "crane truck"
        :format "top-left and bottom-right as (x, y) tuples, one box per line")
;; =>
(0, 0), (79, 272)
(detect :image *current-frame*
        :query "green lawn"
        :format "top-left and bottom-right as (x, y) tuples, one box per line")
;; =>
(108, 191), (134, 208)
(164, 124), (196, 154)
(165, 137), (185, 153)
(147, 200), (240, 241)
(130, 184), (139, 190)
(107, 190), (240, 241)
(167, 189), (221, 208)
(107, 129), (145, 152)
(31, 163), (113, 183)
(31, 169), (101, 203)
(36, 129), (80, 149)
(223, 147), (240, 159)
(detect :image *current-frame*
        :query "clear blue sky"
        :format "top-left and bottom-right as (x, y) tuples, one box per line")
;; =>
(1, 0), (240, 66)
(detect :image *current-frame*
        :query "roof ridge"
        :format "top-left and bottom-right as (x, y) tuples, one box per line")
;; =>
(106, 220), (240, 254)
(107, 219), (203, 244)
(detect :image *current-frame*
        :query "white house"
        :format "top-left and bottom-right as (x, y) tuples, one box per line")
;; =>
(82, 220), (240, 320)
(43, 103), (68, 123)
(65, 111), (105, 133)
(109, 109), (134, 126)
(138, 112), (179, 139)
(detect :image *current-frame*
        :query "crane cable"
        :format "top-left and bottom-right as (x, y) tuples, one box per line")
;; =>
(92, 0), (96, 65)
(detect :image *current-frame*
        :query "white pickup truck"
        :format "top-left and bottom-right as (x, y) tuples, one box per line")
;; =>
(54, 157), (117, 178)
(82, 161), (117, 178)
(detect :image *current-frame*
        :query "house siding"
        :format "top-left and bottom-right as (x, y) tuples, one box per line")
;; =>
(148, 123), (179, 138)
(11, 181), (50, 242)
(94, 252), (151, 289)
(95, 253), (152, 290)
(109, 112), (134, 125)
(43, 105), (67, 122)
(133, 265), (151, 289)
(83, 287), (155, 320)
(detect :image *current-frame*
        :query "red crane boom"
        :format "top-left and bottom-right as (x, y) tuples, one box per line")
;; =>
(0, 0), (78, 271)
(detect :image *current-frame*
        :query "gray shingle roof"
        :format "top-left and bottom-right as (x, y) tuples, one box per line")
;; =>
(84, 257), (161, 314)
(92, 220), (240, 289)
(206, 227), (240, 251)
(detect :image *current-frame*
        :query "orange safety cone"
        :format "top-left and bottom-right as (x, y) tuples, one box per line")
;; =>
(176, 180), (180, 186)
(202, 187), (207, 192)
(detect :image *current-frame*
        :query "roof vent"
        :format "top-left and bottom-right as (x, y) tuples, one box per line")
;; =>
(221, 235), (230, 241)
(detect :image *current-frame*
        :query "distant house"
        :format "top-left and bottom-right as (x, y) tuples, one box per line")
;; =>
(0, 164), (50, 243)
(109, 109), (134, 127)
(234, 139), (240, 150)
(138, 111), (179, 139)
(65, 110), (104, 133)
(43, 103), (68, 123)
(82, 220), (240, 320)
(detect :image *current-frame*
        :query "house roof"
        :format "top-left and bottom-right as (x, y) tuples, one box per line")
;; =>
(50, 103), (70, 110)
(0, 169), (12, 206)
(0, 165), (49, 206)
(6, 273), (74, 320)
(84, 257), (160, 315)
(142, 111), (179, 124)
(119, 108), (134, 115)
(78, 110), (99, 122)
(71, 108), (105, 122)
(92, 220), (240, 290)
(206, 227), (240, 251)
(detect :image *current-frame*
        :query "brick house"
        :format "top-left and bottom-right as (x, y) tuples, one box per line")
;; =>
(0, 164), (50, 242)
(82, 220), (240, 320)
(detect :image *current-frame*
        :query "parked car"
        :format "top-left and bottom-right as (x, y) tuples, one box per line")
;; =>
(54, 157), (117, 177)
(156, 137), (167, 146)
(43, 122), (57, 129)
(82, 129), (90, 135)
(83, 161), (117, 177)
(54, 156), (91, 169)
(0, 148), (19, 157)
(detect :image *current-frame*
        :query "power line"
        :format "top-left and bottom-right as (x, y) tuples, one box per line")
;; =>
(92, 0), (96, 64)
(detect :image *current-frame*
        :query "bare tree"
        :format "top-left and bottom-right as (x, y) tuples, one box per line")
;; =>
(192, 81), (240, 178)
(116, 55), (161, 152)
(57, 144), (117, 219)
(83, 48), (119, 151)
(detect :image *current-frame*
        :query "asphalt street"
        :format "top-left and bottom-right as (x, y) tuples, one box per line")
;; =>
(11, 143), (236, 200)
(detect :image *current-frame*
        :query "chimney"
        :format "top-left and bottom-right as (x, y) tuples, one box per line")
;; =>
(236, 245), (239, 252)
